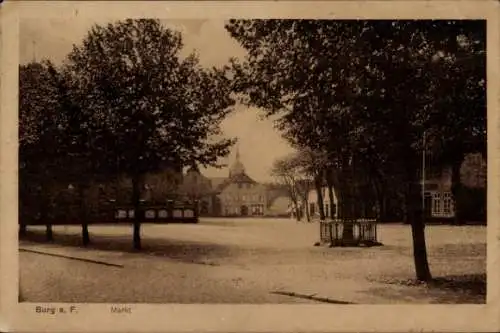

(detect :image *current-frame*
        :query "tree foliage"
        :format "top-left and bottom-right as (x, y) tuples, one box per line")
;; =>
(271, 150), (312, 221)
(64, 19), (236, 178)
(19, 61), (72, 233)
(19, 61), (68, 176)
(225, 19), (486, 281)
(272, 148), (330, 222)
(64, 19), (237, 249)
(19, 19), (237, 248)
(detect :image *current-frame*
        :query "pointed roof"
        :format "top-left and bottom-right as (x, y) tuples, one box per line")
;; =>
(229, 172), (256, 184)
(32, 40), (37, 62)
(229, 144), (245, 177)
(211, 172), (257, 193)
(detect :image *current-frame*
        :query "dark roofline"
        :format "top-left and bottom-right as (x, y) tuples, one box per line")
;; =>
(212, 172), (259, 193)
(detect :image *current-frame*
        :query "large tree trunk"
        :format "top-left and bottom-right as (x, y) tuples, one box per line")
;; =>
(314, 173), (325, 220)
(406, 180), (432, 281)
(292, 200), (301, 221)
(450, 160), (464, 225)
(304, 196), (311, 222)
(335, 189), (342, 219)
(290, 186), (301, 222)
(45, 224), (53, 242)
(284, 178), (301, 221)
(131, 173), (142, 250)
(40, 184), (53, 242)
(340, 168), (355, 242)
(79, 182), (90, 246)
(326, 170), (336, 219)
(329, 168), (344, 218)
(366, 164), (384, 220)
(341, 204), (354, 241)
(372, 180), (383, 220)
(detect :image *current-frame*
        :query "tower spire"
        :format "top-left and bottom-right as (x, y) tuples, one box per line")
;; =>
(229, 143), (245, 177)
(32, 40), (37, 62)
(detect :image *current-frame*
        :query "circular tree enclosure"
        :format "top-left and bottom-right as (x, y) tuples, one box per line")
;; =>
(316, 151), (384, 247)
(319, 218), (382, 247)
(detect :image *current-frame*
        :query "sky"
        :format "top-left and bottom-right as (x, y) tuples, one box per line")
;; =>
(20, 19), (294, 182)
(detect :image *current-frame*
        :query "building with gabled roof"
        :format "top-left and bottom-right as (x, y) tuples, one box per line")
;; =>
(213, 146), (269, 216)
(421, 152), (486, 222)
(179, 146), (288, 217)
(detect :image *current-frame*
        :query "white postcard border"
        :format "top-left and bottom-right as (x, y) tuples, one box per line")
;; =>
(1, 1), (499, 332)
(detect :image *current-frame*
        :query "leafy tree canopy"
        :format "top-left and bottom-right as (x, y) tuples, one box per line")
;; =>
(225, 19), (486, 281)
(225, 20), (485, 178)
(63, 19), (236, 178)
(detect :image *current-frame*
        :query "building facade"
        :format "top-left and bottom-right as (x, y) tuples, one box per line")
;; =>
(215, 148), (269, 216)
(267, 195), (292, 217)
(422, 165), (455, 219)
(218, 179), (268, 216)
(306, 186), (338, 219)
(421, 153), (486, 220)
(292, 186), (339, 220)
(178, 147), (275, 217)
(178, 166), (217, 216)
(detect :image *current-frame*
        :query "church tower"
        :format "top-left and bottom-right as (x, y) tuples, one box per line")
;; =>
(229, 145), (245, 178)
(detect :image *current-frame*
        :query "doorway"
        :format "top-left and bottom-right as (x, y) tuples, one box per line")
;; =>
(240, 205), (249, 216)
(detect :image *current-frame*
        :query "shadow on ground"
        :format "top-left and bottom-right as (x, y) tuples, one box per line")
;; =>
(19, 229), (236, 266)
(368, 273), (486, 303)
(429, 273), (486, 296)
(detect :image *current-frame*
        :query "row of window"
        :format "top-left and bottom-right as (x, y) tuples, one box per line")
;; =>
(223, 194), (264, 202)
(250, 204), (264, 215)
(223, 204), (264, 216)
(299, 192), (454, 218)
(224, 207), (240, 215)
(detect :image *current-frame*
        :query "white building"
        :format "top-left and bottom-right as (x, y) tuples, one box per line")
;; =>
(267, 195), (292, 217)
(421, 165), (455, 219)
(421, 153), (486, 219)
(292, 186), (339, 220)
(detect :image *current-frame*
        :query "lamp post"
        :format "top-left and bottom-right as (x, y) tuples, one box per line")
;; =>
(422, 130), (426, 223)
(32, 40), (36, 62)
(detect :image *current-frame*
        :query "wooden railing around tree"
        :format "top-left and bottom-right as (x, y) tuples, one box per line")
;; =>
(319, 218), (382, 247)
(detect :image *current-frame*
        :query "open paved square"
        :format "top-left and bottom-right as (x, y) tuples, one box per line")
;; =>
(19, 218), (486, 304)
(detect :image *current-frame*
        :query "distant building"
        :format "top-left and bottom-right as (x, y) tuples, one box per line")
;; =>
(179, 147), (285, 217)
(421, 152), (486, 220)
(306, 186), (339, 219)
(267, 195), (292, 217)
(179, 165), (218, 215)
(422, 165), (455, 219)
(293, 152), (486, 222)
(292, 185), (339, 220)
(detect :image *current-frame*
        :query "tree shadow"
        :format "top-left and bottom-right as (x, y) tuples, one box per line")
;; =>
(428, 273), (486, 297)
(370, 273), (486, 303)
(19, 229), (236, 266)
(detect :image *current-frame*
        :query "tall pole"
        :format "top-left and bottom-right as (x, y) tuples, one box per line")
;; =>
(421, 131), (426, 220)
(32, 40), (36, 62)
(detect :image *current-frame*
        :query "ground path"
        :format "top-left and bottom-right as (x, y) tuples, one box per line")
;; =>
(19, 219), (486, 304)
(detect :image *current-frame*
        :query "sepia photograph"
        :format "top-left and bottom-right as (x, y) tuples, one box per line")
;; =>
(18, 16), (488, 305)
(1, 1), (499, 332)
